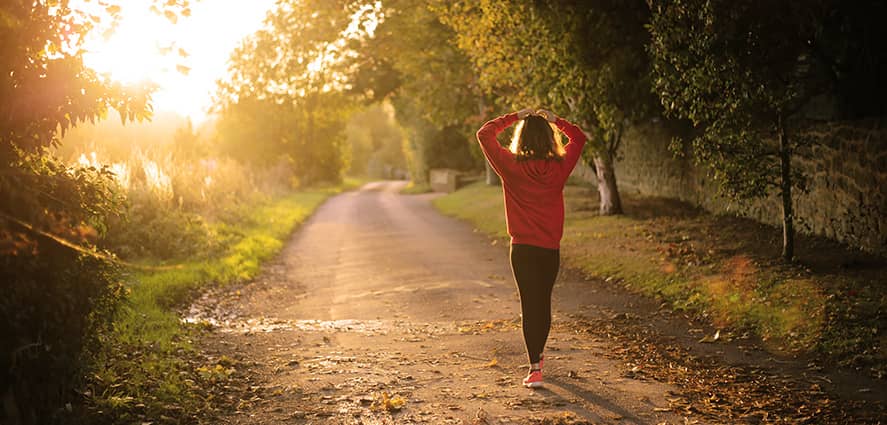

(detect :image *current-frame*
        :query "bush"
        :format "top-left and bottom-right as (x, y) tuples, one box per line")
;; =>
(104, 186), (216, 261)
(1, 152), (124, 425)
(85, 150), (277, 261)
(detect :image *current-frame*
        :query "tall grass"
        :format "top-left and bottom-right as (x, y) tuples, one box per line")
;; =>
(73, 144), (298, 261)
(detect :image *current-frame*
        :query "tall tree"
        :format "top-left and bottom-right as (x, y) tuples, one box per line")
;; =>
(0, 1), (188, 421)
(214, 0), (372, 184)
(348, 0), (487, 184)
(648, 0), (836, 260)
(344, 103), (407, 178)
(435, 0), (656, 215)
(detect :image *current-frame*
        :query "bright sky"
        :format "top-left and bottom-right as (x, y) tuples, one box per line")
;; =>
(81, 0), (276, 124)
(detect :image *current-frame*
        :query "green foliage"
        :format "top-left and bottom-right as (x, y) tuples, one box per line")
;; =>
(349, 0), (485, 182)
(214, 94), (352, 185)
(0, 1), (190, 421)
(400, 181), (432, 194)
(61, 126), (284, 261)
(435, 0), (655, 154)
(433, 0), (656, 214)
(0, 0), (155, 161)
(1, 152), (125, 424)
(646, 0), (857, 258)
(105, 190), (215, 261)
(392, 100), (479, 182)
(354, 0), (481, 128)
(647, 0), (826, 200)
(213, 0), (372, 185)
(345, 104), (408, 178)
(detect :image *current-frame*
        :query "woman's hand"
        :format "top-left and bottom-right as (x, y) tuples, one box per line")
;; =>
(536, 109), (558, 123)
(516, 108), (535, 119)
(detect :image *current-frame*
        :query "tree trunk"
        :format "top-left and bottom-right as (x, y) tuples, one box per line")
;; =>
(592, 152), (623, 215)
(484, 160), (500, 186)
(476, 95), (499, 186)
(778, 113), (794, 261)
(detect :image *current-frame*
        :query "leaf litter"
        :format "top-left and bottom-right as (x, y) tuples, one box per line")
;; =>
(565, 313), (885, 424)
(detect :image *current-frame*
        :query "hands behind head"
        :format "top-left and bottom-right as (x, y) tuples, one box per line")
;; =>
(516, 108), (535, 120)
(536, 109), (557, 123)
(516, 108), (558, 123)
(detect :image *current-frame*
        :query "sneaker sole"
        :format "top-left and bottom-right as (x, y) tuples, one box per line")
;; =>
(523, 381), (544, 388)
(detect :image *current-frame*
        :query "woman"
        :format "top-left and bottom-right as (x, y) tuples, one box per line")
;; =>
(475, 108), (586, 388)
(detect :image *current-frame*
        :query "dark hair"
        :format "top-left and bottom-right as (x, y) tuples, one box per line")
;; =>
(509, 115), (565, 161)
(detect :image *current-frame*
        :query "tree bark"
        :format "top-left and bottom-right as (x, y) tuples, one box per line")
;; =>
(484, 160), (500, 186)
(476, 95), (499, 186)
(778, 113), (794, 262)
(593, 152), (623, 215)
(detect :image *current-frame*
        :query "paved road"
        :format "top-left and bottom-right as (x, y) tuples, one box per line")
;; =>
(195, 181), (692, 424)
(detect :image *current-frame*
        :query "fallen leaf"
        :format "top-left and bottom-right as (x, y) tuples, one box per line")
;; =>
(699, 330), (720, 343)
(371, 391), (406, 412)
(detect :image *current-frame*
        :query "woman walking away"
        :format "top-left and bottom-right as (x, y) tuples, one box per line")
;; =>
(476, 108), (587, 388)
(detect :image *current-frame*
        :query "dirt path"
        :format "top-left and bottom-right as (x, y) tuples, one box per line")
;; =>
(191, 181), (884, 424)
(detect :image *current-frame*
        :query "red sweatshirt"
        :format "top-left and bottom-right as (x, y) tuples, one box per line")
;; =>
(476, 112), (587, 250)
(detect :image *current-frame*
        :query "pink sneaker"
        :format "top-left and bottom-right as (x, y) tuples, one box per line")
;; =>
(523, 369), (543, 388)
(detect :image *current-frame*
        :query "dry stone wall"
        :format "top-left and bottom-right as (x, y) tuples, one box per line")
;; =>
(574, 119), (887, 256)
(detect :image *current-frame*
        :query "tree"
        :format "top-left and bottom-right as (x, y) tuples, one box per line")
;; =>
(214, 0), (372, 184)
(344, 103), (407, 178)
(435, 0), (656, 215)
(0, 0), (187, 421)
(648, 0), (837, 260)
(348, 0), (487, 184)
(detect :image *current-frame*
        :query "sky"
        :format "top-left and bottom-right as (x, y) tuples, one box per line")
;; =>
(81, 0), (276, 124)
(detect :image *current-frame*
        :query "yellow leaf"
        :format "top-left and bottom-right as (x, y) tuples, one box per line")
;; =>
(371, 391), (406, 412)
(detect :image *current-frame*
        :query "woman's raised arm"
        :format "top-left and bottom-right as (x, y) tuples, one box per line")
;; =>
(476, 109), (532, 175)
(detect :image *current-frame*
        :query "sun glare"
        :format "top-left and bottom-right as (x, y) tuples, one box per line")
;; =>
(81, 3), (170, 85)
(79, 0), (275, 124)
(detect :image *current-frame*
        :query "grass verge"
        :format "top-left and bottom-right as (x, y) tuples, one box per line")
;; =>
(434, 182), (886, 378)
(82, 180), (361, 423)
(399, 181), (432, 194)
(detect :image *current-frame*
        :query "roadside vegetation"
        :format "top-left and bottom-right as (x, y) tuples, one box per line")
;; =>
(81, 184), (356, 423)
(435, 182), (886, 379)
(400, 182), (432, 195)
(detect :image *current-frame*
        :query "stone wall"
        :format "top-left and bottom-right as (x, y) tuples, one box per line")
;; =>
(575, 119), (887, 256)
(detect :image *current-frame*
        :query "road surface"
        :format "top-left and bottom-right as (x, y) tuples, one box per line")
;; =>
(191, 181), (883, 424)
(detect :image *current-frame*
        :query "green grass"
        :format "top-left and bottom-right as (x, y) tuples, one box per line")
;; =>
(85, 185), (351, 422)
(433, 182), (506, 236)
(400, 181), (433, 194)
(434, 182), (885, 371)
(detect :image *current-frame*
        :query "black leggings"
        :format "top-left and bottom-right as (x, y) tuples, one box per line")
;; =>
(510, 243), (560, 364)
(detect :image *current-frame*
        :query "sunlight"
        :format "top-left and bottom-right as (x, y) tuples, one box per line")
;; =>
(81, 2), (169, 85)
(78, 0), (275, 123)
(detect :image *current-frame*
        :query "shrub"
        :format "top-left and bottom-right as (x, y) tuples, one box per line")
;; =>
(1, 152), (124, 424)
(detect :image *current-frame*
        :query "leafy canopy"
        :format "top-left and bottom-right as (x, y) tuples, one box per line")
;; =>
(213, 0), (379, 182)
(435, 0), (655, 155)
(648, 0), (829, 199)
